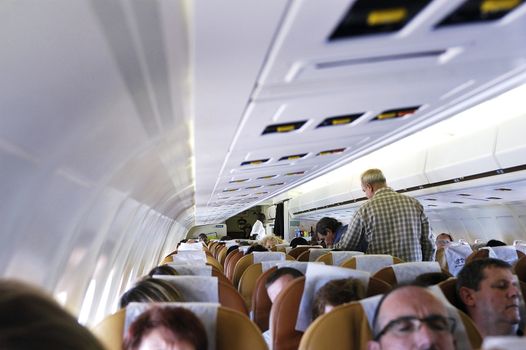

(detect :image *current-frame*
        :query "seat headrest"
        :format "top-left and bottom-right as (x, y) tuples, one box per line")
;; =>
(329, 251), (364, 265)
(252, 251), (286, 263)
(167, 264), (212, 276)
(352, 254), (394, 274)
(296, 264), (371, 331)
(154, 275), (218, 302)
(390, 261), (442, 284)
(308, 248), (331, 262)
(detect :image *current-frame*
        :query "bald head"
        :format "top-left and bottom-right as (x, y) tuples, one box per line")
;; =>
(369, 286), (455, 350)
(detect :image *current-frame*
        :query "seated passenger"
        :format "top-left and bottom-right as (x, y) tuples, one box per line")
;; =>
(290, 237), (308, 248)
(259, 235), (283, 250)
(246, 244), (269, 255)
(148, 265), (179, 277)
(413, 272), (450, 287)
(198, 233), (209, 245)
(265, 267), (304, 303)
(311, 278), (366, 320)
(457, 258), (521, 337)
(436, 233), (453, 250)
(368, 285), (456, 350)
(0, 279), (104, 349)
(226, 245), (239, 257)
(120, 278), (183, 308)
(486, 239), (507, 247)
(316, 217), (347, 248)
(124, 306), (207, 350)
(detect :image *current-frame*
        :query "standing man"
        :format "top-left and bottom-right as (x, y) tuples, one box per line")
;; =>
(334, 168), (433, 261)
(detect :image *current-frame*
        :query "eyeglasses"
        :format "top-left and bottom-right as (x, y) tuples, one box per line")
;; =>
(374, 315), (456, 341)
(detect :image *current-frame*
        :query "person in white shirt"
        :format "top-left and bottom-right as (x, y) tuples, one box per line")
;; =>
(251, 213), (267, 240)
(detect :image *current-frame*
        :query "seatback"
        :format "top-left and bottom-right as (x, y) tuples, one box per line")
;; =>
(233, 252), (290, 288)
(206, 256), (224, 273)
(217, 245), (228, 266)
(298, 302), (372, 350)
(466, 246), (525, 266)
(239, 262), (263, 308)
(373, 262), (448, 286)
(514, 255), (526, 283)
(270, 277), (305, 350)
(288, 246), (311, 259)
(252, 266), (275, 331)
(341, 254), (403, 274)
(225, 251), (243, 280)
(270, 274), (391, 350)
(297, 248), (331, 262)
(315, 251), (364, 265)
(223, 248), (239, 270)
(92, 305), (265, 350)
(218, 280), (249, 315)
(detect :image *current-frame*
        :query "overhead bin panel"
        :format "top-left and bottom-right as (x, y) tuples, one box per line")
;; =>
(425, 128), (499, 183)
(437, 0), (525, 27)
(495, 114), (526, 168)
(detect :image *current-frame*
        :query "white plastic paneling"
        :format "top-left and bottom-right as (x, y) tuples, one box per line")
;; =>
(495, 114), (526, 168)
(425, 128), (499, 183)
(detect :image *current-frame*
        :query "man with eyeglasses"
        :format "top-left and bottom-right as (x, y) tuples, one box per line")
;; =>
(368, 285), (456, 350)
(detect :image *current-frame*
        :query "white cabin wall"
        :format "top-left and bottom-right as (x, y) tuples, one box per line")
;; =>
(0, 0), (194, 326)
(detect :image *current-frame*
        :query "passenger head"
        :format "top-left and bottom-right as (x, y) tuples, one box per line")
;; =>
(290, 237), (308, 248)
(361, 169), (387, 199)
(259, 235), (281, 249)
(456, 258), (520, 337)
(316, 217), (342, 247)
(197, 234), (208, 244)
(368, 285), (456, 350)
(486, 239), (507, 247)
(257, 213), (266, 223)
(265, 267), (304, 303)
(413, 272), (451, 287)
(148, 265), (179, 277)
(120, 278), (184, 308)
(312, 278), (366, 320)
(226, 245), (239, 257)
(246, 244), (269, 254)
(0, 279), (105, 350)
(435, 233), (453, 250)
(123, 306), (207, 350)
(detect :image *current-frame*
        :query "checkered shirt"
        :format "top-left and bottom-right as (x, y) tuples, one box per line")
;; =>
(334, 187), (434, 262)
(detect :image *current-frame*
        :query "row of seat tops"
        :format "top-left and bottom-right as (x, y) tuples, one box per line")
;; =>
(436, 244), (526, 277)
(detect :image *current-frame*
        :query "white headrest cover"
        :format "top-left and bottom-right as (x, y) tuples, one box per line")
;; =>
(483, 246), (519, 265)
(252, 251), (285, 263)
(391, 262), (441, 284)
(330, 251), (364, 266)
(167, 264), (212, 276)
(171, 251), (207, 263)
(354, 255), (394, 274)
(444, 244), (473, 276)
(154, 275), (218, 303)
(125, 302), (219, 350)
(178, 242), (204, 251)
(308, 248), (331, 262)
(296, 264), (371, 332)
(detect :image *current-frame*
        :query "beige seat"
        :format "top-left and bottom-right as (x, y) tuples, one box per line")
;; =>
(225, 250), (243, 281)
(466, 246), (525, 266)
(217, 245), (228, 266)
(92, 305), (266, 350)
(288, 246), (311, 259)
(239, 263), (264, 309)
(298, 300), (482, 350)
(341, 254), (403, 274)
(270, 274), (391, 350)
(514, 255), (526, 283)
(252, 266), (277, 331)
(233, 253), (293, 288)
(314, 251), (364, 265)
(373, 262), (450, 287)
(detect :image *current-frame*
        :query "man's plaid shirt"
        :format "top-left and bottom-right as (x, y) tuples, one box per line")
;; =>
(334, 187), (434, 261)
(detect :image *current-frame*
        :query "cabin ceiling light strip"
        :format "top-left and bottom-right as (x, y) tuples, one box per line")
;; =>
(279, 153), (308, 161)
(317, 114), (364, 128)
(437, 0), (523, 27)
(262, 121), (306, 135)
(240, 158), (270, 166)
(317, 148), (346, 156)
(373, 106), (421, 121)
(329, 0), (433, 40)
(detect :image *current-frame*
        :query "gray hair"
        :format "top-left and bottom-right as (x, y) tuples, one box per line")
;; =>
(361, 169), (386, 186)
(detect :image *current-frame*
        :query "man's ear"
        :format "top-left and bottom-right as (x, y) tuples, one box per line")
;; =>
(458, 286), (476, 307)
(367, 340), (381, 350)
